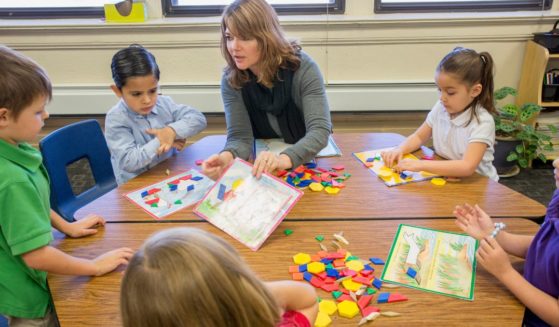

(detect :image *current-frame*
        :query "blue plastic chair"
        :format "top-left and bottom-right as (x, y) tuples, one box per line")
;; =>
(39, 119), (117, 222)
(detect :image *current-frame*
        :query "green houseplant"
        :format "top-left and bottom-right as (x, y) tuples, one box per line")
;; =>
(493, 86), (557, 170)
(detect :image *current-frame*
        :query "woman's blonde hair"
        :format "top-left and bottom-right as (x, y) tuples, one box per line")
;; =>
(120, 227), (280, 327)
(221, 0), (301, 89)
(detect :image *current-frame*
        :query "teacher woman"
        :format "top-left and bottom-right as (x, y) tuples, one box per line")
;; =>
(202, 0), (332, 179)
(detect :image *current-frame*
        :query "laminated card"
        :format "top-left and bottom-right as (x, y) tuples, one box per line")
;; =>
(194, 158), (303, 251)
(381, 224), (478, 301)
(353, 147), (439, 186)
(124, 169), (214, 220)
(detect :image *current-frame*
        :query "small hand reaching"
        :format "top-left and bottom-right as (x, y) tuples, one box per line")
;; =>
(66, 214), (106, 238)
(454, 203), (494, 240)
(381, 148), (403, 168)
(476, 236), (513, 280)
(93, 247), (134, 276)
(146, 126), (176, 155)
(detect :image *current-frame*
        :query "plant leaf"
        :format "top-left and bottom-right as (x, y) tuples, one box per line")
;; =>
(506, 152), (518, 161)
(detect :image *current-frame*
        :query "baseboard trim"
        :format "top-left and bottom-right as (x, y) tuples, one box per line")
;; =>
(48, 82), (437, 114)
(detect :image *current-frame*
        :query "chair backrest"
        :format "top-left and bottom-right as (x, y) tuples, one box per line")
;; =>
(39, 119), (117, 222)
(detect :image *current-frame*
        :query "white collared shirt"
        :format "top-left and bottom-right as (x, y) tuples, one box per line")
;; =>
(426, 101), (498, 181)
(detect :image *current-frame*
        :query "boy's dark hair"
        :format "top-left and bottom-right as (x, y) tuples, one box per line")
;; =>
(111, 45), (160, 89)
(437, 47), (496, 125)
(0, 45), (52, 120)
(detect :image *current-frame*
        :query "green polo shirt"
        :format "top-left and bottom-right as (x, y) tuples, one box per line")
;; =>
(0, 139), (53, 319)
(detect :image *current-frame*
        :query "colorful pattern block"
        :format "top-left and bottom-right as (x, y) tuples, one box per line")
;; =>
(337, 300), (360, 319)
(319, 300), (338, 315)
(377, 292), (390, 304)
(314, 311), (332, 327)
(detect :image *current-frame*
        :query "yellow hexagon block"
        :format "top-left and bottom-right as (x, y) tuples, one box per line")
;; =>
(324, 186), (340, 195)
(431, 177), (446, 186)
(307, 262), (326, 274)
(309, 182), (324, 192)
(337, 300), (360, 319)
(346, 260), (364, 272)
(314, 311), (332, 327)
(342, 279), (362, 292)
(293, 253), (312, 265)
(378, 167), (393, 178)
(319, 299), (338, 316)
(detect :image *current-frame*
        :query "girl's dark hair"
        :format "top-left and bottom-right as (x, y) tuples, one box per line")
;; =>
(111, 45), (160, 89)
(437, 47), (496, 124)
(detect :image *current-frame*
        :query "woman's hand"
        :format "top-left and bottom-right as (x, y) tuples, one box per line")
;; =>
(252, 151), (280, 179)
(202, 152), (233, 180)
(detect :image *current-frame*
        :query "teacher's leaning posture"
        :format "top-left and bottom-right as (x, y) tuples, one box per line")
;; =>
(202, 0), (332, 179)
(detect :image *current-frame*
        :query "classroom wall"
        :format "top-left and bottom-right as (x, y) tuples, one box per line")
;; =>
(1, 0), (559, 114)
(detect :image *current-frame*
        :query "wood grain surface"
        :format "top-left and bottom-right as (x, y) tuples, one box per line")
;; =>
(50, 218), (539, 326)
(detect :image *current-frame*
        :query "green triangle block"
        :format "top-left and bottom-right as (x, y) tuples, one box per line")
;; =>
(332, 291), (343, 299)
(315, 235), (324, 242)
(150, 203), (158, 208)
(326, 263), (334, 269)
(174, 200), (182, 205)
(284, 229), (294, 236)
(367, 287), (377, 295)
(346, 255), (359, 261)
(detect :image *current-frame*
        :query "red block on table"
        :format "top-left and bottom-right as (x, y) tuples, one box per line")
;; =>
(358, 294), (373, 309)
(310, 277), (324, 288)
(321, 282), (339, 292)
(361, 306), (380, 317)
(352, 275), (371, 285)
(336, 294), (353, 302)
(388, 293), (408, 303)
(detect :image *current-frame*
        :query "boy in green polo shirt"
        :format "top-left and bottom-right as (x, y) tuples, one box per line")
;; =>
(0, 46), (134, 326)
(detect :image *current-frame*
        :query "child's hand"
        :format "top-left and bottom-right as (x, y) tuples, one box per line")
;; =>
(381, 148), (403, 168)
(252, 151), (280, 179)
(146, 126), (176, 155)
(454, 203), (493, 240)
(395, 158), (421, 172)
(172, 139), (187, 151)
(202, 152), (233, 180)
(93, 247), (134, 276)
(476, 237), (513, 279)
(66, 214), (106, 238)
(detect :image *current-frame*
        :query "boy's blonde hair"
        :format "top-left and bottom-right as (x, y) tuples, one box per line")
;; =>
(221, 0), (301, 89)
(120, 227), (280, 327)
(0, 45), (52, 120)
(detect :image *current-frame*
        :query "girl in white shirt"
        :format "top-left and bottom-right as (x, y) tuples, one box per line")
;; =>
(382, 47), (499, 181)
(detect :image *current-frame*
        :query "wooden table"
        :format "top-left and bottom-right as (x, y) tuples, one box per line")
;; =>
(50, 218), (539, 326)
(75, 133), (546, 222)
